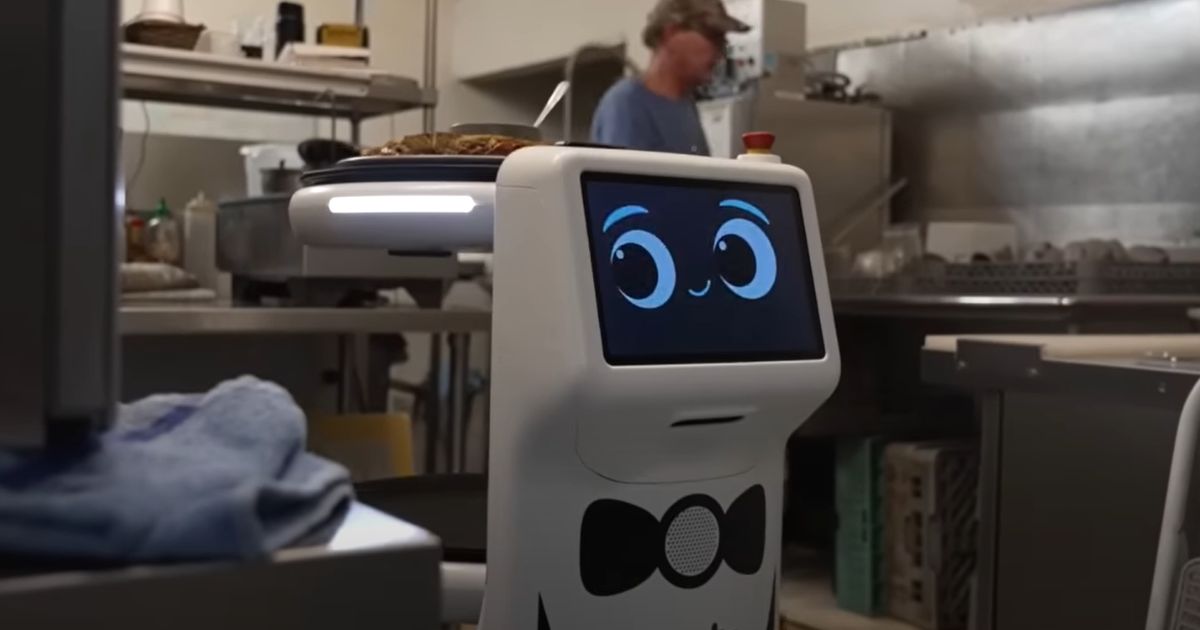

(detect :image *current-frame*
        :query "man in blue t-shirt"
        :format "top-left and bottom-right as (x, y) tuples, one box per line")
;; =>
(591, 0), (748, 156)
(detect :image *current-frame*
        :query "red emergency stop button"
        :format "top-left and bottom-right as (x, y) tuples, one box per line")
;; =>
(742, 131), (776, 154)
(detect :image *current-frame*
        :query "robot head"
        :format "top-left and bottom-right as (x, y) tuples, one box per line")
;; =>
(492, 148), (840, 484)
(581, 172), (825, 365)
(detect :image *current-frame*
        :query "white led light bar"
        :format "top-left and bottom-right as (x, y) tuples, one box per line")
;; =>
(328, 195), (477, 214)
(290, 181), (497, 252)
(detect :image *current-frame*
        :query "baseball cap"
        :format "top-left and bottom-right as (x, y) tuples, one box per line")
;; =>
(643, 0), (751, 48)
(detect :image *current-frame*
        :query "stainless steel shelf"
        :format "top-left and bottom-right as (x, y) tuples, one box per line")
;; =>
(122, 43), (436, 118)
(833, 293), (1200, 320)
(120, 304), (490, 336)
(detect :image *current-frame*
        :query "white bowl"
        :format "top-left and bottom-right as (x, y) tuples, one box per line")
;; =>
(131, 10), (184, 24)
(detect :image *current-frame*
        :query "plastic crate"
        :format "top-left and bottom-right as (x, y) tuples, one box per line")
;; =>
(884, 441), (979, 630)
(833, 260), (1200, 297)
(924, 260), (1200, 295)
(1171, 559), (1200, 629)
(835, 437), (886, 615)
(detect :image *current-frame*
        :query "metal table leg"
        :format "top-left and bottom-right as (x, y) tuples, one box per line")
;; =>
(976, 391), (1002, 630)
(336, 334), (351, 414)
(446, 333), (470, 473)
(425, 332), (443, 474)
(456, 335), (472, 472)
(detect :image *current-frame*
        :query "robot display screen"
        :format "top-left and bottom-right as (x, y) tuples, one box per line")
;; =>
(581, 172), (825, 365)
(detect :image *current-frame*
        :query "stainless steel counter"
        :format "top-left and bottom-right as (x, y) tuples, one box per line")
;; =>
(923, 338), (1200, 630)
(0, 503), (441, 629)
(834, 293), (1200, 320)
(119, 296), (1200, 335)
(120, 304), (491, 336)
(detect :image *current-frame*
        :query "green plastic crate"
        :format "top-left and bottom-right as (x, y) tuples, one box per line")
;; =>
(835, 437), (886, 615)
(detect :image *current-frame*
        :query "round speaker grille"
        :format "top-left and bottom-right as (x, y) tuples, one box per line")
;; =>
(664, 505), (720, 577)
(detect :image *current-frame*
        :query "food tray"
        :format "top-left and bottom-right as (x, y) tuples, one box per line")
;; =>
(834, 261), (1200, 296)
(300, 155), (504, 186)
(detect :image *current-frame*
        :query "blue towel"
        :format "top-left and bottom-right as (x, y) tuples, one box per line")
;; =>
(0, 376), (352, 562)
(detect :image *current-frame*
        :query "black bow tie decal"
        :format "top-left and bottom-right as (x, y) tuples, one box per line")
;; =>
(579, 485), (766, 596)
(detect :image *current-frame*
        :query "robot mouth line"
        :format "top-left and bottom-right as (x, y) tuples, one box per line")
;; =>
(671, 415), (745, 428)
(688, 280), (712, 297)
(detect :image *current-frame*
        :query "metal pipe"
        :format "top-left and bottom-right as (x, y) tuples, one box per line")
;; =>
(422, 0), (438, 133)
(354, 0), (365, 27)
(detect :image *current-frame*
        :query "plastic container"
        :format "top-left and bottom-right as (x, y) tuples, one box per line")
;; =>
(125, 215), (147, 262)
(183, 192), (219, 290)
(145, 198), (181, 265)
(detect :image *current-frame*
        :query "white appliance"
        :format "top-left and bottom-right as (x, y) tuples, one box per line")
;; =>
(240, 143), (304, 197)
(696, 1), (893, 256)
(702, 0), (807, 103)
(289, 146), (841, 629)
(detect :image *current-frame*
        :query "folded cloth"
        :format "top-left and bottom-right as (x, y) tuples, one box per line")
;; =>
(0, 377), (352, 562)
(120, 262), (198, 293)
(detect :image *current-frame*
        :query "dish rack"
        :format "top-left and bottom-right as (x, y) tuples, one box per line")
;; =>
(833, 260), (1200, 296)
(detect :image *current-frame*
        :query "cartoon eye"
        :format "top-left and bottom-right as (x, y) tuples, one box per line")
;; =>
(610, 229), (676, 309)
(714, 218), (777, 300)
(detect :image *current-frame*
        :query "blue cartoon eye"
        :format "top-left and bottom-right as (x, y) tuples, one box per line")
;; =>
(714, 218), (777, 300)
(610, 229), (676, 309)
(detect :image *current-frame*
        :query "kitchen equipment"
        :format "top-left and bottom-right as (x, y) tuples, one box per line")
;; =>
(261, 160), (303, 195)
(218, 195), (464, 307)
(197, 29), (241, 57)
(290, 156), (501, 253)
(132, 0), (184, 24)
(448, 123), (542, 141)
(275, 2), (305, 58)
(240, 143), (304, 197)
(696, 0), (893, 256)
(533, 80), (570, 129)
(299, 138), (359, 169)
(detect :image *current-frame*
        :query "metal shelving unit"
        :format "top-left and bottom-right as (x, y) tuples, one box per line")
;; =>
(119, 304), (490, 336)
(121, 43), (437, 139)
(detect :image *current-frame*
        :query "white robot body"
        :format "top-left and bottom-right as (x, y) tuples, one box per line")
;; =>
(487, 147), (840, 630)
